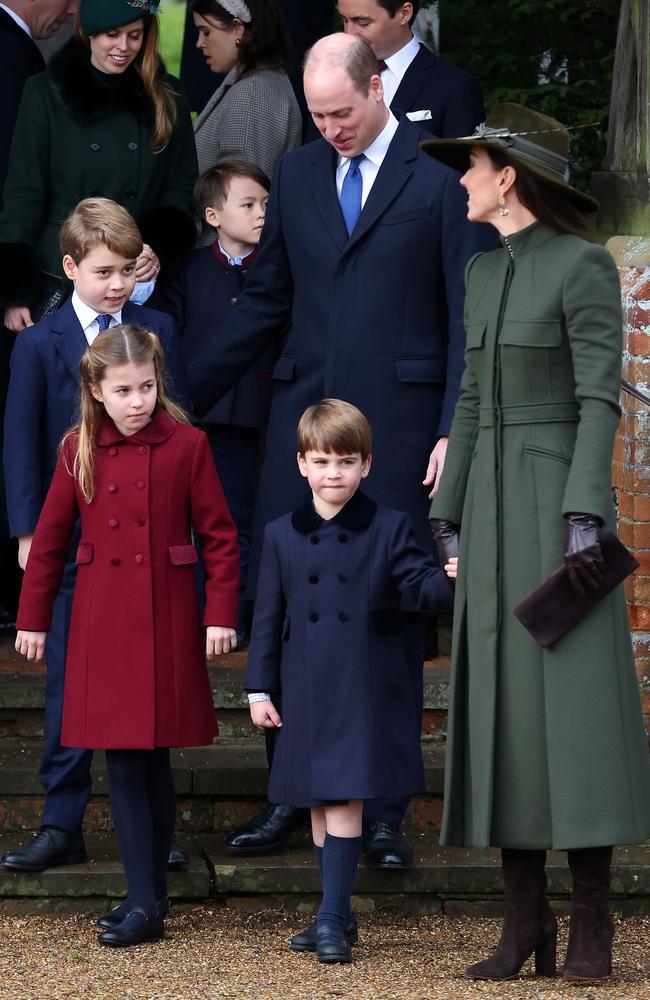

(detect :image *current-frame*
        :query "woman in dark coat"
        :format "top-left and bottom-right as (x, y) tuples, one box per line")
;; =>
(424, 104), (650, 982)
(0, 0), (198, 331)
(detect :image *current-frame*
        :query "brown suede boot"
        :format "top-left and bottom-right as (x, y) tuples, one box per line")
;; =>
(466, 848), (557, 981)
(562, 846), (613, 981)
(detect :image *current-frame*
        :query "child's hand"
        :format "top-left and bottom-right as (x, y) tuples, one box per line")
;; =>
(250, 700), (283, 730)
(445, 556), (458, 580)
(15, 630), (46, 662)
(206, 626), (237, 658)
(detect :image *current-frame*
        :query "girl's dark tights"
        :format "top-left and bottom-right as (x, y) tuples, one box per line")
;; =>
(105, 748), (176, 917)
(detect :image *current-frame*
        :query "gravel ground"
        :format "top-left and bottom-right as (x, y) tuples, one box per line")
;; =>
(1, 909), (649, 1000)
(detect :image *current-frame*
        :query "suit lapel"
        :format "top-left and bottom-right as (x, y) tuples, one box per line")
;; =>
(310, 141), (348, 252)
(390, 44), (433, 117)
(51, 300), (88, 383)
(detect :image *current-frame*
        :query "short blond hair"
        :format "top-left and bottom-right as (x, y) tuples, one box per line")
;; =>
(297, 399), (372, 460)
(60, 198), (143, 264)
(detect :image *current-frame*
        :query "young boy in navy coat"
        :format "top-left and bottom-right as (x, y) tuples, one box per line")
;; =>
(2, 197), (189, 873)
(159, 160), (276, 638)
(245, 399), (453, 963)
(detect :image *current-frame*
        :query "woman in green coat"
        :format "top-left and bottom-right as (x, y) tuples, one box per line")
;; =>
(0, 0), (198, 331)
(424, 105), (650, 983)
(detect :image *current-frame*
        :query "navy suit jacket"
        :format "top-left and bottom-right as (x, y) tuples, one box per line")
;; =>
(4, 298), (189, 537)
(391, 43), (484, 138)
(188, 117), (496, 558)
(0, 9), (45, 209)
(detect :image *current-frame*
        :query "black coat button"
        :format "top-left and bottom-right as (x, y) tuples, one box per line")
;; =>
(338, 612), (349, 622)
(338, 533), (349, 543)
(338, 573), (348, 583)
(127, 141), (138, 151)
(90, 142), (100, 151)
(309, 574), (319, 584)
(309, 612), (319, 623)
(310, 536), (320, 545)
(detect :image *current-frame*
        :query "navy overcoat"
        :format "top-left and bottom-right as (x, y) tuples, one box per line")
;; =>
(244, 491), (453, 806)
(188, 118), (495, 566)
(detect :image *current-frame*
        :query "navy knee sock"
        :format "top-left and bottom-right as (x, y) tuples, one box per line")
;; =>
(146, 749), (176, 905)
(317, 833), (361, 930)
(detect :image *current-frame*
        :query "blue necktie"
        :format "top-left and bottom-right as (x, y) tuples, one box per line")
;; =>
(339, 154), (365, 235)
(96, 314), (111, 332)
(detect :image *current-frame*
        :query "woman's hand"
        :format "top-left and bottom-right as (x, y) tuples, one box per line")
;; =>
(445, 556), (458, 580)
(564, 513), (604, 597)
(206, 626), (237, 658)
(135, 244), (161, 283)
(250, 700), (283, 730)
(4, 306), (33, 332)
(15, 630), (46, 662)
(430, 518), (460, 567)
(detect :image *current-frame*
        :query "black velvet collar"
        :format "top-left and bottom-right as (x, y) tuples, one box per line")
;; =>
(48, 36), (158, 122)
(291, 489), (377, 535)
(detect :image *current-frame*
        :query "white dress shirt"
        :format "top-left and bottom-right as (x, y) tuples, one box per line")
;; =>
(218, 240), (255, 267)
(72, 292), (123, 345)
(336, 112), (399, 207)
(379, 34), (421, 108)
(0, 3), (31, 36)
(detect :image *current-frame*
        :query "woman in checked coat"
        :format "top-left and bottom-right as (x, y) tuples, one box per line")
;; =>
(425, 105), (650, 982)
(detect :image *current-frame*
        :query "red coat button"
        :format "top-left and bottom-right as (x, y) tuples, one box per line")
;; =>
(109, 447), (118, 457)
(111, 557), (121, 566)
(138, 446), (147, 455)
(108, 484), (118, 493)
(108, 518), (119, 529)
(136, 481), (146, 491)
(135, 553), (144, 564)
(136, 516), (146, 527)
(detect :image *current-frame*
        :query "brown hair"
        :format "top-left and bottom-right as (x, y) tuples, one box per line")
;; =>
(194, 159), (270, 221)
(487, 149), (593, 241)
(297, 399), (372, 460)
(376, 0), (419, 26)
(60, 197), (143, 263)
(190, 0), (291, 78)
(304, 36), (379, 97)
(76, 12), (178, 149)
(62, 324), (189, 502)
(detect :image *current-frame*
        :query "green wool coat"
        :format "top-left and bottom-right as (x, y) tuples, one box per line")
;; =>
(430, 221), (650, 851)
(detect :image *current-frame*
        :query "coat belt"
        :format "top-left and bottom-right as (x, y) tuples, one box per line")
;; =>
(478, 401), (580, 427)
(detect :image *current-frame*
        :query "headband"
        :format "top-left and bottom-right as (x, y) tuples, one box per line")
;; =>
(216, 0), (252, 23)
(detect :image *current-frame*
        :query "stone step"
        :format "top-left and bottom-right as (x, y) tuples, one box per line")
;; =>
(1, 834), (649, 916)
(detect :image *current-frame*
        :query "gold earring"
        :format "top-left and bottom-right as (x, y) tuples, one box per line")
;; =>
(498, 192), (509, 217)
(235, 37), (240, 47)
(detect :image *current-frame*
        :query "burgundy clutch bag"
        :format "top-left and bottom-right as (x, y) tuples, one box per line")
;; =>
(512, 530), (639, 649)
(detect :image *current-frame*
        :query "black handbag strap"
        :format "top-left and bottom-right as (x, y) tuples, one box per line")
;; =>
(621, 378), (650, 407)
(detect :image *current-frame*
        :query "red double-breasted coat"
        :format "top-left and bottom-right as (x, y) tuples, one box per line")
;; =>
(16, 410), (239, 750)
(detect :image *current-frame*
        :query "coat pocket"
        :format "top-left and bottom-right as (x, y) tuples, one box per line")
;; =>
(168, 544), (199, 565)
(523, 444), (571, 466)
(465, 322), (486, 350)
(396, 357), (446, 383)
(500, 320), (563, 347)
(75, 542), (94, 565)
(271, 356), (296, 381)
(370, 608), (405, 635)
(382, 203), (432, 225)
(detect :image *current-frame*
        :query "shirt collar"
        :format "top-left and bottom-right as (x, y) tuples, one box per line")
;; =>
(337, 111), (399, 172)
(215, 240), (257, 267)
(72, 291), (123, 332)
(0, 3), (31, 37)
(384, 34), (420, 78)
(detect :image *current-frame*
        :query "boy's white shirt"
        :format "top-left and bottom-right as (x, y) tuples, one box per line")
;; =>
(71, 292), (123, 345)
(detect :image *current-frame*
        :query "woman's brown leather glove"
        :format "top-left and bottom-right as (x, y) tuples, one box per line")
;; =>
(564, 513), (604, 597)
(430, 518), (460, 568)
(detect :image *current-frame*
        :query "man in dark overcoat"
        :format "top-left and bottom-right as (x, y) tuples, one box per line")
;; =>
(188, 32), (494, 866)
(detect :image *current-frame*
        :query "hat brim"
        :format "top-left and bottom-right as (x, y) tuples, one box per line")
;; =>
(420, 136), (600, 214)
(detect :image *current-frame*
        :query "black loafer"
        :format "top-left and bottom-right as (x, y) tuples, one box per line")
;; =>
(98, 908), (164, 947)
(316, 921), (353, 963)
(225, 803), (309, 855)
(97, 898), (169, 930)
(1, 828), (87, 872)
(290, 915), (358, 952)
(168, 840), (188, 868)
(363, 820), (414, 868)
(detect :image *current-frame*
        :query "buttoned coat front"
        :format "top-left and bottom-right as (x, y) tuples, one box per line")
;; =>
(430, 223), (650, 850)
(16, 411), (239, 750)
(244, 492), (453, 806)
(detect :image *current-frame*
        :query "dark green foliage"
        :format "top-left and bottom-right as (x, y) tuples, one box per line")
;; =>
(438, 0), (619, 185)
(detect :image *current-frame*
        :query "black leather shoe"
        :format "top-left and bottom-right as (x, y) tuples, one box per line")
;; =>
(363, 820), (414, 868)
(98, 908), (164, 947)
(225, 803), (309, 855)
(1, 828), (87, 872)
(316, 921), (353, 963)
(97, 898), (169, 930)
(291, 915), (358, 952)
(168, 840), (188, 868)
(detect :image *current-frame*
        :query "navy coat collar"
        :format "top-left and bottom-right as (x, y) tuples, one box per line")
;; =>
(391, 43), (436, 116)
(292, 489), (377, 535)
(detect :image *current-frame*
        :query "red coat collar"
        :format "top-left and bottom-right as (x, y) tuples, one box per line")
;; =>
(96, 408), (179, 447)
(211, 241), (259, 268)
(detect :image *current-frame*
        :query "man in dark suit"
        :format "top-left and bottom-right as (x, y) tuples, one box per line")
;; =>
(188, 33), (494, 867)
(338, 0), (484, 137)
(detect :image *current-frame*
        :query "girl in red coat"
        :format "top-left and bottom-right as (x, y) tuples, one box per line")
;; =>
(15, 325), (239, 947)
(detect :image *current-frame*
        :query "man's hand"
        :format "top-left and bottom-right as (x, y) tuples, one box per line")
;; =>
(250, 700), (283, 730)
(17, 534), (33, 570)
(423, 437), (448, 499)
(15, 630), (46, 662)
(4, 306), (33, 332)
(206, 626), (237, 658)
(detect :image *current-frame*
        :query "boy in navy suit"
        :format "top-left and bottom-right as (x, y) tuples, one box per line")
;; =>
(160, 160), (275, 639)
(2, 197), (189, 873)
(245, 399), (453, 963)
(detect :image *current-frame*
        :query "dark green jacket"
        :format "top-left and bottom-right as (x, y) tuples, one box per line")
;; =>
(0, 37), (198, 307)
(430, 222), (650, 850)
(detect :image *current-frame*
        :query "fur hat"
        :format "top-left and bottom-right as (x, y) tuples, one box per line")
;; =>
(79, 0), (159, 35)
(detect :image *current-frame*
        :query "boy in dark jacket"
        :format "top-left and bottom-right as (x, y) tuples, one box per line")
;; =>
(245, 399), (453, 963)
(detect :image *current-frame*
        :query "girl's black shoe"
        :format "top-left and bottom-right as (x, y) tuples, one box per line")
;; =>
(98, 908), (164, 947)
(96, 897), (169, 930)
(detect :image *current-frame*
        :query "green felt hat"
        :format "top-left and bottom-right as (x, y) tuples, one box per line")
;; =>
(80, 0), (160, 35)
(421, 102), (599, 214)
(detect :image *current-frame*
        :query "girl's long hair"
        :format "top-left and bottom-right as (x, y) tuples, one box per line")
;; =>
(76, 13), (178, 149)
(62, 325), (189, 503)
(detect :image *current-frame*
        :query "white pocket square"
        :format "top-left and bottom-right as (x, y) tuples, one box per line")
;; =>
(406, 109), (433, 121)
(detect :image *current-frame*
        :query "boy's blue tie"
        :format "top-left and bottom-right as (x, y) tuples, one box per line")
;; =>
(339, 154), (365, 235)
(96, 314), (111, 332)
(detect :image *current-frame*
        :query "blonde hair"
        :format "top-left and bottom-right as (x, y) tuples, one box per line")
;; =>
(75, 13), (178, 150)
(60, 198), (143, 263)
(297, 399), (372, 460)
(62, 325), (189, 502)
